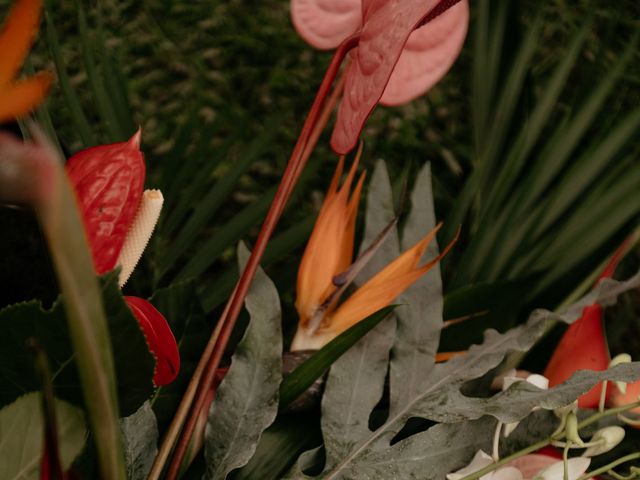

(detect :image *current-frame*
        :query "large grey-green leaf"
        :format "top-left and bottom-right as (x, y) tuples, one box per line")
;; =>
(203, 243), (282, 479)
(321, 418), (495, 480)
(390, 162), (442, 417)
(319, 160), (397, 471)
(0, 393), (86, 480)
(290, 267), (640, 477)
(120, 402), (158, 480)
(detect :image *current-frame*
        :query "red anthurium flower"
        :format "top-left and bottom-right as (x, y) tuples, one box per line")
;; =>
(609, 380), (640, 410)
(543, 304), (609, 409)
(326, 0), (468, 154)
(125, 296), (180, 386)
(66, 131), (179, 387)
(65, 131), (145, 275)
(292, 0), (468, 106)
(543, 237), (634, 409)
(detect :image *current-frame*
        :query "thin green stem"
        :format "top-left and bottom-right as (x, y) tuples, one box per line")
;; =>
(459, 438), (552, 480)
(460, 400), (640, 480)
(563, 442), (570, 480)
(599, 380), (609, 413)
(578, 400), (640, 430)
(618, 413), (640, 426)
(576, 453), (640, 480)
(492, 422), (502, 461)
(607, 470), (635, 480)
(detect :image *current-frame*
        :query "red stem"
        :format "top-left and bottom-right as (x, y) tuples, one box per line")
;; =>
(165, 35), (359, 479)
(417, 0), (464, 28)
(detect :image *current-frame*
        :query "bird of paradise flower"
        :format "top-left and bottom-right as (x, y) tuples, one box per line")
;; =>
(0, 0), (52, 124)
(292, 147), (459, 351)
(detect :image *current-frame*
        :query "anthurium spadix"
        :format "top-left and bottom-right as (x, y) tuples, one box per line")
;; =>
(0, 0), (52, 123)
(66, 131), (179, 386)
(291, 155), (457, 351)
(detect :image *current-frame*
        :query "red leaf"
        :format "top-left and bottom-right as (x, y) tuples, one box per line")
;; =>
(331, 0), (462, 154)
(65, 131), (145, 275)
(125, 296), (180, 387)
(543, 304), (610, 409)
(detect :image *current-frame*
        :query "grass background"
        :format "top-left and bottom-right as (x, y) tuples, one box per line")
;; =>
(2, 0), (639, 345)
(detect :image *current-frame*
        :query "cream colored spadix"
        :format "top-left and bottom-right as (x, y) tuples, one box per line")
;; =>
(117, 189), (163, 287)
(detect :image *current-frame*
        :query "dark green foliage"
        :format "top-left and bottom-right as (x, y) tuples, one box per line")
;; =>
(0, 272), (155, 417)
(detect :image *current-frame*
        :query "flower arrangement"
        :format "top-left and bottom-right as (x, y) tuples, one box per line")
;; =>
(0, 0), (639, 479)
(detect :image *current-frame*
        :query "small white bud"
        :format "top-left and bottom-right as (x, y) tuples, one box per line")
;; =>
(610, 353), (633, 395)
(565, 412), (584, 447)
(582, 426), (625, 457)
(502, 422), (519, 438)
(447, 450), (494, 480)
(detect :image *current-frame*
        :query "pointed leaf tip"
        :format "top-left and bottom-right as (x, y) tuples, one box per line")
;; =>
(124, 296), (180, 387)
(128, 127), (142, 150)
(66, 138), (146, 274)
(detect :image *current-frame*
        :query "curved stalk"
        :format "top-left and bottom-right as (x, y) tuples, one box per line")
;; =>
(150, 35), (359, 480)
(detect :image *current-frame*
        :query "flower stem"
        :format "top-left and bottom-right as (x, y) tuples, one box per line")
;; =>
(599, 380), (609, 413)
(578, 400), (640, 430)
(459, 400), (640, 480)
(492, 422), (502, 461)
(153, 35), (360, 480)
(459, 438), (552, 480)
(575, 453), (640, 480)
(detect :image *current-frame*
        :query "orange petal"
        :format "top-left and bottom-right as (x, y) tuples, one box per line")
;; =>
(0, 71), (51, 122)
(327, 223), (454, 335)
(435, 351), (465, 362)
(609, 380), (640, 415)
(295, 154), (363, 325)
(543, 304), (610, 409)
(340, 170), (366, 273)
(0, 0), (42, 86)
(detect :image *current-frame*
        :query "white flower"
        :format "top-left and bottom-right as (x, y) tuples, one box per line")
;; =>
(501, 370), (550, 437)
(533, 457), (590, 480)
(448, 451), (590, 480)
(583, 426), (625, 457)
(609, 354), (632, 395)
(447, 451), (522, 480)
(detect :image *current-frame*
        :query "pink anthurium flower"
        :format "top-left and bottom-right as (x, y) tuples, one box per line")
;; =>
(66, 131), (180, 387)
(295, 0), (469, 154)
(291, 0), (468, 106)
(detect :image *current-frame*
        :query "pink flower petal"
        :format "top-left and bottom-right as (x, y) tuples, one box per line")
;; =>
(380, 0), (468, 106)
(331, 0), (458, 154)
(509, 454), (559, 480)
(291, 0), (361, 50)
